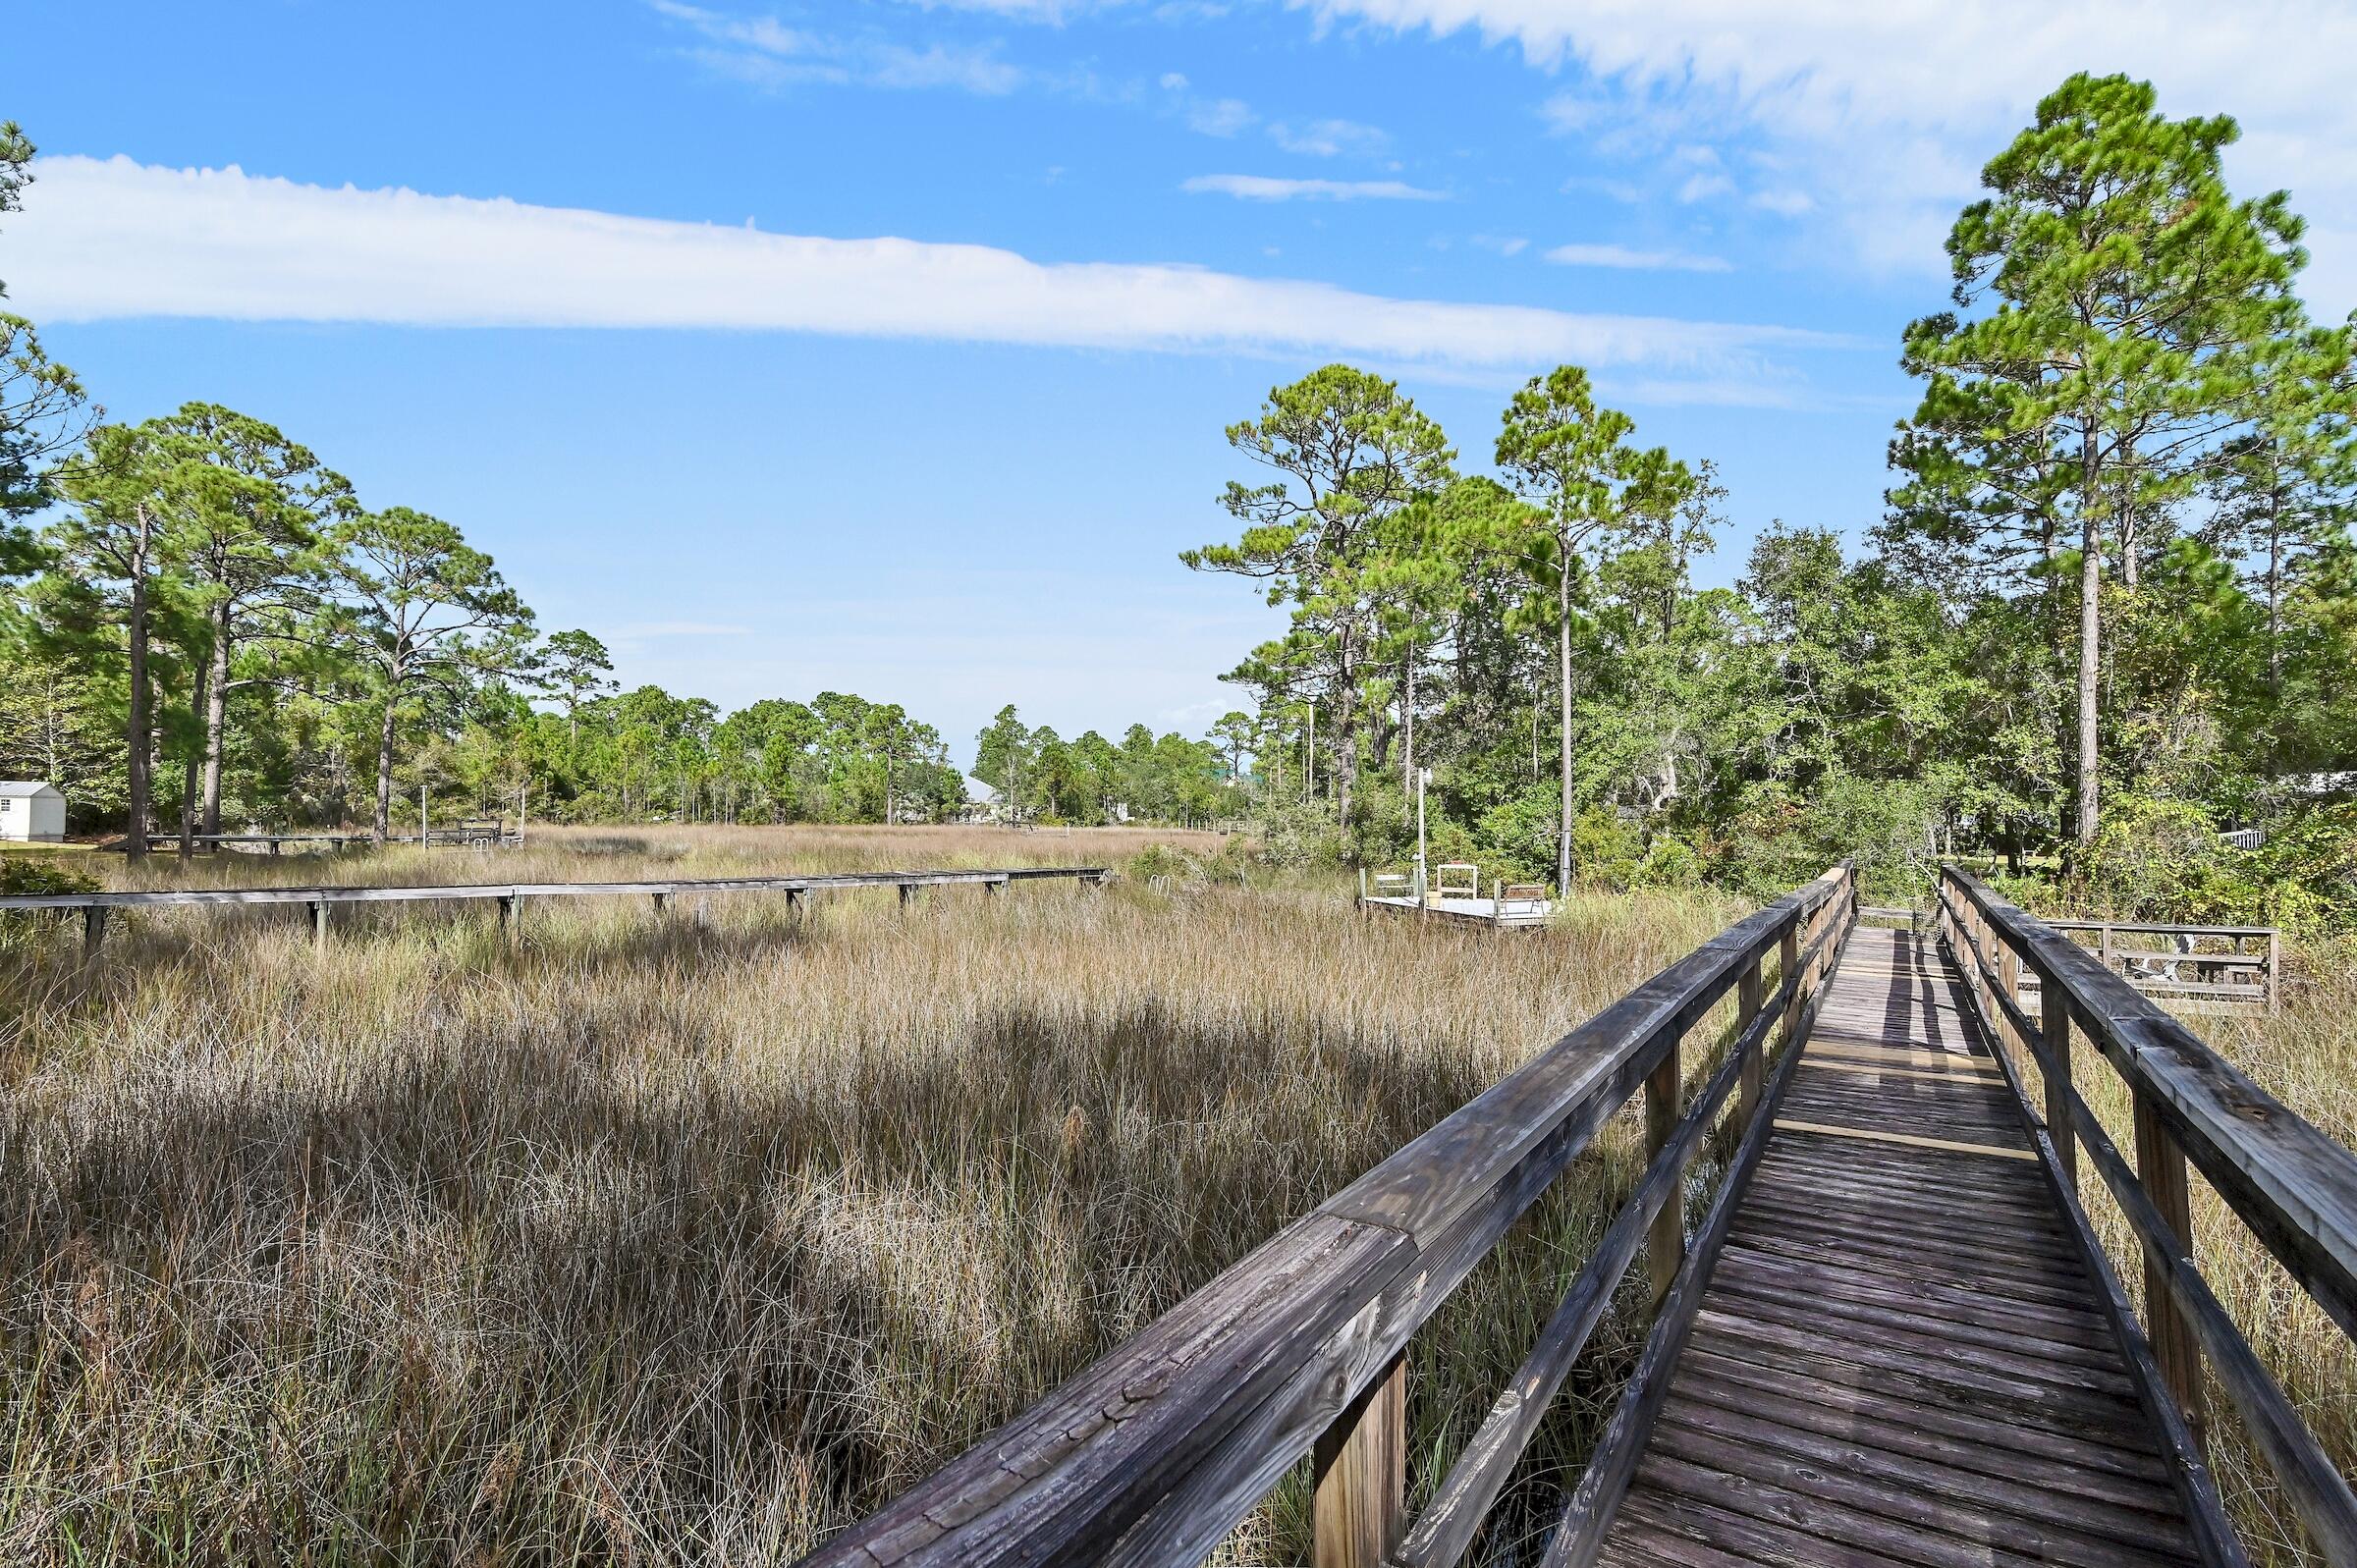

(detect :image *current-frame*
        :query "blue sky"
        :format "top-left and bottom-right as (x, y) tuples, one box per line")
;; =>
(6, 0), (2355, 757)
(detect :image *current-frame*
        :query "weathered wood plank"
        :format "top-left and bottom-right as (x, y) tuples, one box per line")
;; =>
(1945, 868), (2357, 1340)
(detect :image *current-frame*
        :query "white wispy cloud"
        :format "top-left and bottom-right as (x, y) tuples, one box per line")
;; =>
(654, 0), (1024, 95)
(1545, 243), (1730, 273)
(1185, 97), (1256, 135)
(1303, 0), (2357, 305)
(884, 0), (1118, 18)
(1268, 117), (1390, 157)
(9, 157), (1846, 392)
(1182, 173), (1442, 200)
(612, 622), (756, 638)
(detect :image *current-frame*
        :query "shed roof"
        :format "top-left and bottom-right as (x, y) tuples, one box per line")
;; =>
(0, 782), (62, 797)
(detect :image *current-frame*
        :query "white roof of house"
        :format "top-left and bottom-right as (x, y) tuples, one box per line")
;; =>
(0, 782), (61, 796)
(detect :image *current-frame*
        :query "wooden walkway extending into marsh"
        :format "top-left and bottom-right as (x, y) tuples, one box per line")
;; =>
(802, 863), (2357, 1568)
(1596, 925), (2207, 1568)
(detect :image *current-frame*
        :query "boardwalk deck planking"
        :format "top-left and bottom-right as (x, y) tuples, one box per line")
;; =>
(1596, 926), (2203, 1568)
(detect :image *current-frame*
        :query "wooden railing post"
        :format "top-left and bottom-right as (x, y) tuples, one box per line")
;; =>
(1736, 949), (1767, 1128)
(1998, 940), (2022, 1074)
(1777, 920), (1800, 1051)
(2040, 969), (2075, 1190)
(81, 905), (106, 965)
(2267, 929), (2281, 1017)
(310, 900), (329, 954)
(1313, 1353), (1405, 1568)
(2133, 1090), (2209, 1453)
(1645, 1034), (1684, 1306)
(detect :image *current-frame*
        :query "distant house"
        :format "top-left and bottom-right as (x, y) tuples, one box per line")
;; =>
(0, 782), (66, 842)
(958, 775), (1007, 825)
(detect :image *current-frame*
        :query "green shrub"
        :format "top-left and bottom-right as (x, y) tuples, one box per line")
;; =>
(1633, 835), (1702, 888)
(1472, 790), (1559, 889)
(0, 857), (97, 896)
(1570, 805), (1643, 891)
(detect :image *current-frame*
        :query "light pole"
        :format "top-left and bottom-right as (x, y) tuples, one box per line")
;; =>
(1414, 766), (1431, 904)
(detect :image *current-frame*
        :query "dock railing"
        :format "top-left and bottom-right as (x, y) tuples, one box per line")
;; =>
(798, 862), (1856, 1568)
(0, 866), (1110, 958)
(2040, 917), (2279, 1015)
(1937, 866), (2357, 1566)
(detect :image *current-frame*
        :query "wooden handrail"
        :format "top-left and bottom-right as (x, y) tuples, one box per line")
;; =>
(800, 864), (1855, 1568)
(8, 867), (1112, 963)
(1937, 866), (2357, 1567)
(0, 865), (1108, 912)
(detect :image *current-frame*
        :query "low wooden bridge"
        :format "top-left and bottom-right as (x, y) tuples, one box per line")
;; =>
(803, 863), (2357, 1568)
(0, 865), (1110, 957)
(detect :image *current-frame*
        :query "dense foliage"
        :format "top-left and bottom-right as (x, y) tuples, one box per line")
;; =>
(1189, 76), (2357, 925)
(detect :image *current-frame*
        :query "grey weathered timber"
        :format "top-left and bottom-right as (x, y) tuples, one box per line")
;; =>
(1553, 906), (1846, 1568)
(802, 862), (2354, 1568)
(797, 867), (1853, 1568)
(0, 865), (1100, 914)
(1391, 957), (1812, 1568)
(1943, 869), (2357, 1568)
(34, 867), (1105, 961)
(1592, 923), (2219, 1568)
(1944, 868), (2357, 1340)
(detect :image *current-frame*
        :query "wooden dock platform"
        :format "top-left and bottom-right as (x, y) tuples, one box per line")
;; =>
(1360, 892), (1554, 929)
(1599, 925), (2203, 1567)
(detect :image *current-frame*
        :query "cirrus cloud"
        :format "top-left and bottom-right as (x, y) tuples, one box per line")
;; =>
(1181, 173), (1442, 201)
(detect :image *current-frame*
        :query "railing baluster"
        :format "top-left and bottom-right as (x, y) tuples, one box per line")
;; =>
(1312, 1351), (1406, 1568)
(1645, 1033), (1684, 1306)
(2134, 1090), (2210, 1454)
(1736, 947), (1767, 1127)
(1998, 940), (2022, 1075)
(2040, 967), (2075, 1190)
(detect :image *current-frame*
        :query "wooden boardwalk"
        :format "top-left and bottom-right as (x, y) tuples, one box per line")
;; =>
(1600, 925), (2201, 1568)
(802, 864), (2357, 1568)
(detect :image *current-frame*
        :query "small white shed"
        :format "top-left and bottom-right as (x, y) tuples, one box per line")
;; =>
(0, 782), (66, 842)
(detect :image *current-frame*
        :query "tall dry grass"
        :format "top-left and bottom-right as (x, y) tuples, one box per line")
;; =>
(2051, 959), (2357, 1568)
(0, 826), (1749, 1565)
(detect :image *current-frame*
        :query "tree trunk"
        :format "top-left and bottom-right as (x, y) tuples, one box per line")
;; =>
(178, 652), (207, 863)
(1557, 554), (1574, 894)
(2075, 431), (2103, 847)
(124, 505), (153, 865)
(2266, 497), (2284, 697)
(177, 751), (197, 863)
(1400, 651), (1416, 827)
(1334, 628), (1357, 833)
(201, 601), (231, 836)
(373, 685), (399, 843)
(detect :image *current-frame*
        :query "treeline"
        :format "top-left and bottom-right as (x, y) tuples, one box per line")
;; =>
(0, 125), (1244, 850)
(1191, 75), (2357, 921)
(973, 704), (1231, 827)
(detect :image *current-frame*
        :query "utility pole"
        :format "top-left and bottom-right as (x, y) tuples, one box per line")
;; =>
(1305, 698), (1317, 804)
(1414, 766), (1430, 905)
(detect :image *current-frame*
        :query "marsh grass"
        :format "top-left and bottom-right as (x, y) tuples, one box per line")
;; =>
(7, 829), (2343, 1566)
(0, 827), (1747, 1565)
(2043, 962), (2357, 1568)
